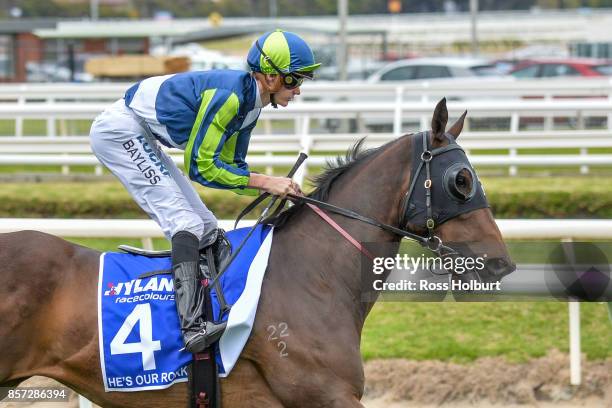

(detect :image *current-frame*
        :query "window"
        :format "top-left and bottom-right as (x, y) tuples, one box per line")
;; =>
(511, 65), (540, 78)
(380, 66), (416, 81)
(596, 43), (610, 59)
(117, 38), (147, 54)
(0, 35), (15, 78)
(540, 64), (580, 77)
(470, 64), (498, 76)
(594, 65), (612, 76)
(414, 65), (451, 79)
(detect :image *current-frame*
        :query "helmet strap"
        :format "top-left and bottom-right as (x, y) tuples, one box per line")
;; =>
(270, 93), (278, 109)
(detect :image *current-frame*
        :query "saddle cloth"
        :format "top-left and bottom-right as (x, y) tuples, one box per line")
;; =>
(97, 225), (273, 392)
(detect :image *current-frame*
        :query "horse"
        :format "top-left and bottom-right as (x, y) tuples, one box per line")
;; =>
(0, 98), (514, 407)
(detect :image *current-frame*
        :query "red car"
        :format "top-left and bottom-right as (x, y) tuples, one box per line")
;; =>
(510, 58), (612, 78)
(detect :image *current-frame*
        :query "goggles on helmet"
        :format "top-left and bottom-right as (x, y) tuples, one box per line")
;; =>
(254, 40), (312, 89)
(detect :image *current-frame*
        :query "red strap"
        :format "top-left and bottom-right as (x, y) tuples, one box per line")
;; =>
(306, 203), (375, 260)
(196, 392), (209, 408)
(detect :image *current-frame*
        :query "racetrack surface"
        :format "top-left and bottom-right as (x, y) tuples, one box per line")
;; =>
(3, 350), (610, 407)
(364, 350), (611, 407)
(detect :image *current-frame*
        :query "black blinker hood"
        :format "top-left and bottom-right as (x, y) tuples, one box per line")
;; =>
(401, 131), (489, 229)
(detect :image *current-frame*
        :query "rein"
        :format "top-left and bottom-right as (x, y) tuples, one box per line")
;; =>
(286, 193), (456, 258)
(236, 132), (469, 259)
(286, 131), (466, 258)
(304, 202), (375, 260)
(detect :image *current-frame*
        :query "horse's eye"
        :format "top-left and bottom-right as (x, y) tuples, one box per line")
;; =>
(445, 165), (476, 202)
(456, 173), (466, 187)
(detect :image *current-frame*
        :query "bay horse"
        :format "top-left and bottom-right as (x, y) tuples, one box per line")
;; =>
(0, 99), (514, 407)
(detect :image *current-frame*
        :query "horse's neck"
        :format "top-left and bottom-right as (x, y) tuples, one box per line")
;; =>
(312, 141), (410, 327)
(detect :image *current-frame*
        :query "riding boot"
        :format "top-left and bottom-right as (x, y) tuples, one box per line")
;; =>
(171, 231), (226, 354)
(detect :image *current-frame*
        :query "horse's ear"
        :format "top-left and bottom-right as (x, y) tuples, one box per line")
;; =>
(448, 110), (467, 139)
(431, 97), (448, 141)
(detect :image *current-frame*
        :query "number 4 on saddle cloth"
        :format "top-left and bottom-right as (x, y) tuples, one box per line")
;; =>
(97, 225), (273, 392)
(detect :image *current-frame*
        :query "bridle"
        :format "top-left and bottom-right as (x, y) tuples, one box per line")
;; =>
(399, 130), (471, 253)
(287, 131), (471, 258)
(237, 131), (488, 266)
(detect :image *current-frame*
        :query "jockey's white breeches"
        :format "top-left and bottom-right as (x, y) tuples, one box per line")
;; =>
(89, 99), (218, 246)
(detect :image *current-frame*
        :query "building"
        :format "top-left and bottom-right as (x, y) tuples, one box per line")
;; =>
(0, 20), (55, 82)
(4, 9), (612, 82)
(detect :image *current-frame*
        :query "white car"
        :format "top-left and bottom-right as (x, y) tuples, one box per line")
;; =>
(367, 57), (498, 82)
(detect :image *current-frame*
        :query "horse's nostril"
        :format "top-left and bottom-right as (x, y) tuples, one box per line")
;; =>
(487, 258), (515, 276)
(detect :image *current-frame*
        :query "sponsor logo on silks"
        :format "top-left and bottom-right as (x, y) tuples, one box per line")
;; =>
(106, 282), (118, 296)
(121, 137), (169, 185)
(136, 135), (170, 177)
(104, 277), (175, 304)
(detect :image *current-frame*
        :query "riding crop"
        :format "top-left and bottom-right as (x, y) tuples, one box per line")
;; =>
(209, 152), (308, 290)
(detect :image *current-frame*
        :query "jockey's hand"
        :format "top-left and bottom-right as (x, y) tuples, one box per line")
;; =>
(263, 176), (303, 198)
(248, 174), (302, 198)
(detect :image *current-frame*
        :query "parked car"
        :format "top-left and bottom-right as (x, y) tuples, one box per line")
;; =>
(367, 57), (499, 82)
(26, 61), (93, 82)
(510, 58), (612, 78)
(316, 59), (387, 81)
(355, 57), (506, 132)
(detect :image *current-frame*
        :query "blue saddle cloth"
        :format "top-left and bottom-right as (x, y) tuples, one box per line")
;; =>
(98, 225), (273, 392)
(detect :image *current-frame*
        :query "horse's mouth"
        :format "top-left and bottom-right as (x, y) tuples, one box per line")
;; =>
(450, 256), (516, 286)
(486, 257), (516, 279)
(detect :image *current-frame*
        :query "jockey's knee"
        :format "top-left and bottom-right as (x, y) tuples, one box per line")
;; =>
(173, 217), (217, 248)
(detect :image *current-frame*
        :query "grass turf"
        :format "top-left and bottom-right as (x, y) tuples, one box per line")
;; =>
(362, 301), (611, 362)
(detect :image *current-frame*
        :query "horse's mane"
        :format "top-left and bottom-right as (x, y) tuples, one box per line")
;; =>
(267, 136), (401, 228)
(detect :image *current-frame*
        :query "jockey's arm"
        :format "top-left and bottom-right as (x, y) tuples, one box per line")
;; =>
(185, 89), (257, 195)
(185, 89), (301, 198)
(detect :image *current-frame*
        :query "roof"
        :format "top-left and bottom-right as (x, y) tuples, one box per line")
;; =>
(517, 58), (612, 66)
(32, 18), (384, 41)
(34, 19), (210, 39)
(0, 19), (57, 34)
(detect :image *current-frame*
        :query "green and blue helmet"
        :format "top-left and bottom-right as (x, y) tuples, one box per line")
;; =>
(247, 30), (321, 76)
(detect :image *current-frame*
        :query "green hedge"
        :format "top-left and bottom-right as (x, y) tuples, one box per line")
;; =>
(0, 182), (255, 218)
(487, 190), (612, 218)
(0, 177), (610, 219)
(484, 177), (612, 218)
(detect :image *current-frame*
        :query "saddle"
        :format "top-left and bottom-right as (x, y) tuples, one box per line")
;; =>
(119, 244), (225, 408)
(118, 245), (171, 257)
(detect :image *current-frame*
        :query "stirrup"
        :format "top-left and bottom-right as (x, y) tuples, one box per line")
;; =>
(184, 321), (228, 353)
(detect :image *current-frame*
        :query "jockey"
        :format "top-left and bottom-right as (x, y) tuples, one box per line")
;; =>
(90, 30), (320, 353)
